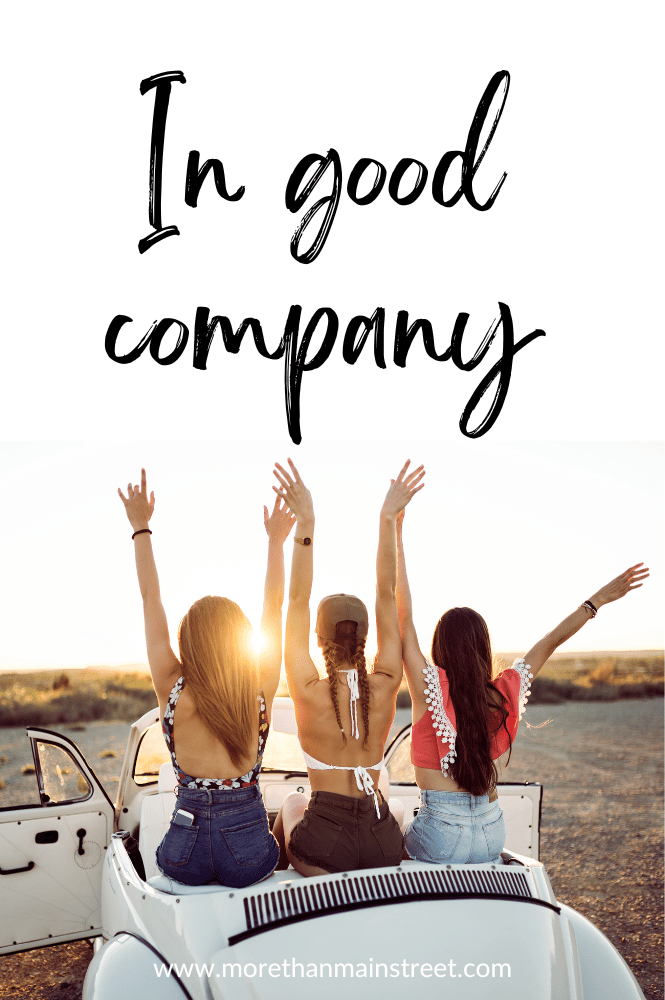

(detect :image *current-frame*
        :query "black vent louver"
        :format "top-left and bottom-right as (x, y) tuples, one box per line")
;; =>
(228, 865), (559, 945)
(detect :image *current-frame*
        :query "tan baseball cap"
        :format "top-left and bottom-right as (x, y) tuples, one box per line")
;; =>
(315, 594), (369, 641)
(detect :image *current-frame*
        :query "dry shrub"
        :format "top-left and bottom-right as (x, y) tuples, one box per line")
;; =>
(0, 681), (157, 727)
(588, 660), (616, 684)
(529, 677), (663, 705)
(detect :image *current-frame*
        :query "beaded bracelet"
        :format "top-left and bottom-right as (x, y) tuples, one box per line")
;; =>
(132, 529), (152, 540)
(581, 600), (597, 618)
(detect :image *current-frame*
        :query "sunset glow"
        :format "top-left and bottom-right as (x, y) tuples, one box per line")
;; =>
(252, 630), (267, 656)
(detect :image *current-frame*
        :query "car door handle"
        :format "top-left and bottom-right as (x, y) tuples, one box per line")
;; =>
(35, 830), (59, 844)
(0, 861), (35, 875)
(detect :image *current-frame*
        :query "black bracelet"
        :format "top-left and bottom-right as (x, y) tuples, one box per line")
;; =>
(132, 529), (152, 540)
(581, 600), (597, 618)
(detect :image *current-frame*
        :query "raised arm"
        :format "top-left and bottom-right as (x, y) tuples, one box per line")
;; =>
(524, 563), (650, 678)
(118, 469), (180, 707)
(259, 495), (296, 706)
(374, 461), (425, 690)
(273, 459), (319, 695)
(395, 508), (430, 714)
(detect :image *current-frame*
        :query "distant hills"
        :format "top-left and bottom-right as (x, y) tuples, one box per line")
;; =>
(1, 652), (661, 726)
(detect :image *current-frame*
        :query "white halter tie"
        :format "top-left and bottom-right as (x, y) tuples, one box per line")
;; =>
(301, 750), (382, 818)
(352, 765), (378, 805)
(339, 668), (360, 740)
(301, 667), (382, 817)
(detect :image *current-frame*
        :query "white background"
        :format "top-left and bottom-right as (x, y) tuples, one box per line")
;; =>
(2, 1), (663, 442)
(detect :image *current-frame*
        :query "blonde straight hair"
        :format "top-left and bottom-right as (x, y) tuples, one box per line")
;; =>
(177, 596), (258, 769)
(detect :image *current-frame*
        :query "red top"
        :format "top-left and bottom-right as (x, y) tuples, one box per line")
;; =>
(411, 658), (533, 771)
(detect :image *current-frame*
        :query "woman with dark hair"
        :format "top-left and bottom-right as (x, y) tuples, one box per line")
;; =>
(118, 469), (295, 886)
(396, 506), (649, 865)
(271, 459), (424, 877)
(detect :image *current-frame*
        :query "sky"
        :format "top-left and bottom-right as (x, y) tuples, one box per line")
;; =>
(0, 441), (661, 670)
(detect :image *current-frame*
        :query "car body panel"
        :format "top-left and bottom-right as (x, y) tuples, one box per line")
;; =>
(0, 701), (646, 999)
(84, 933), (194, 1000)
(207, 900), (573, 1000)
(560, 904), (646, 999)
(93, 834), (645, 1000)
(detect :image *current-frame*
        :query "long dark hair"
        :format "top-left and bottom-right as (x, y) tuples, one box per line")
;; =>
(431, 607), (511, 796)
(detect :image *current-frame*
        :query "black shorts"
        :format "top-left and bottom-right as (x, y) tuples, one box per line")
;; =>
(288, 790), (403, 874)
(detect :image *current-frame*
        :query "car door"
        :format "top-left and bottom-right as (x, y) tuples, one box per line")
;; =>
(0, 727), (115, 955)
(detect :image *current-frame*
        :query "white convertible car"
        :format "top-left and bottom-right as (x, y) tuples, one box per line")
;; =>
(0, 700), (645, 999)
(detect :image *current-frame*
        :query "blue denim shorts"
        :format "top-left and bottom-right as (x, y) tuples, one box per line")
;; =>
(156, 784), (279, 888)
(404, 790), (505, 865)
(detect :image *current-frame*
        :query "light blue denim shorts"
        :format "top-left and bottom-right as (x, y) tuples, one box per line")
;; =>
(404, 790), (505, 865)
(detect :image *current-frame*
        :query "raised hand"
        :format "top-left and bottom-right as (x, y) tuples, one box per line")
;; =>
(263, 494), (296, 544)
(381, 461), (425, 519)
(591, 563), (650, 608)
(272, 459), (314, 525)
(118, 468), (155, 531)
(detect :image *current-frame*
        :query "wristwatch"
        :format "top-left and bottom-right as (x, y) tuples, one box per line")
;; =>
(294, 536), (312, 546)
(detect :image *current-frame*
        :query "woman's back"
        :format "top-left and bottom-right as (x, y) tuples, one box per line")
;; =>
(165, 681), (263, 783)
(293, 664), (397, 797)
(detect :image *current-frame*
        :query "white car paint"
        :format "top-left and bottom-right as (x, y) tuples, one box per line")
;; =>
(0, 701), (645, 999)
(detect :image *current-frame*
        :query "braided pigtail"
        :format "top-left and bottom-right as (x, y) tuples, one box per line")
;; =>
(321, 639), (347, 745)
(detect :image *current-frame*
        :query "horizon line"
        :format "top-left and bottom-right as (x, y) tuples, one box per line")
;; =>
(2, 649), (663, 674)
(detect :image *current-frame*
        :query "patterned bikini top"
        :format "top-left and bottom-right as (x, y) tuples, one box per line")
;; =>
(161, 675), (269, 790)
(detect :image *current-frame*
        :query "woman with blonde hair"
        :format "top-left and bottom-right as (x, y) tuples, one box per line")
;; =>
(118, 468), (295, 886)
(396, 501), (649, 865)
(271, 459), (424, 877)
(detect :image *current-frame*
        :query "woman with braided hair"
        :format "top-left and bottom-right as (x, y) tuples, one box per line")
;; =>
(272, 458), (424, 877)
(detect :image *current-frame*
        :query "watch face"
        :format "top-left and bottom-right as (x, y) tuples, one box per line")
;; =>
(303, 537), (311, 545)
